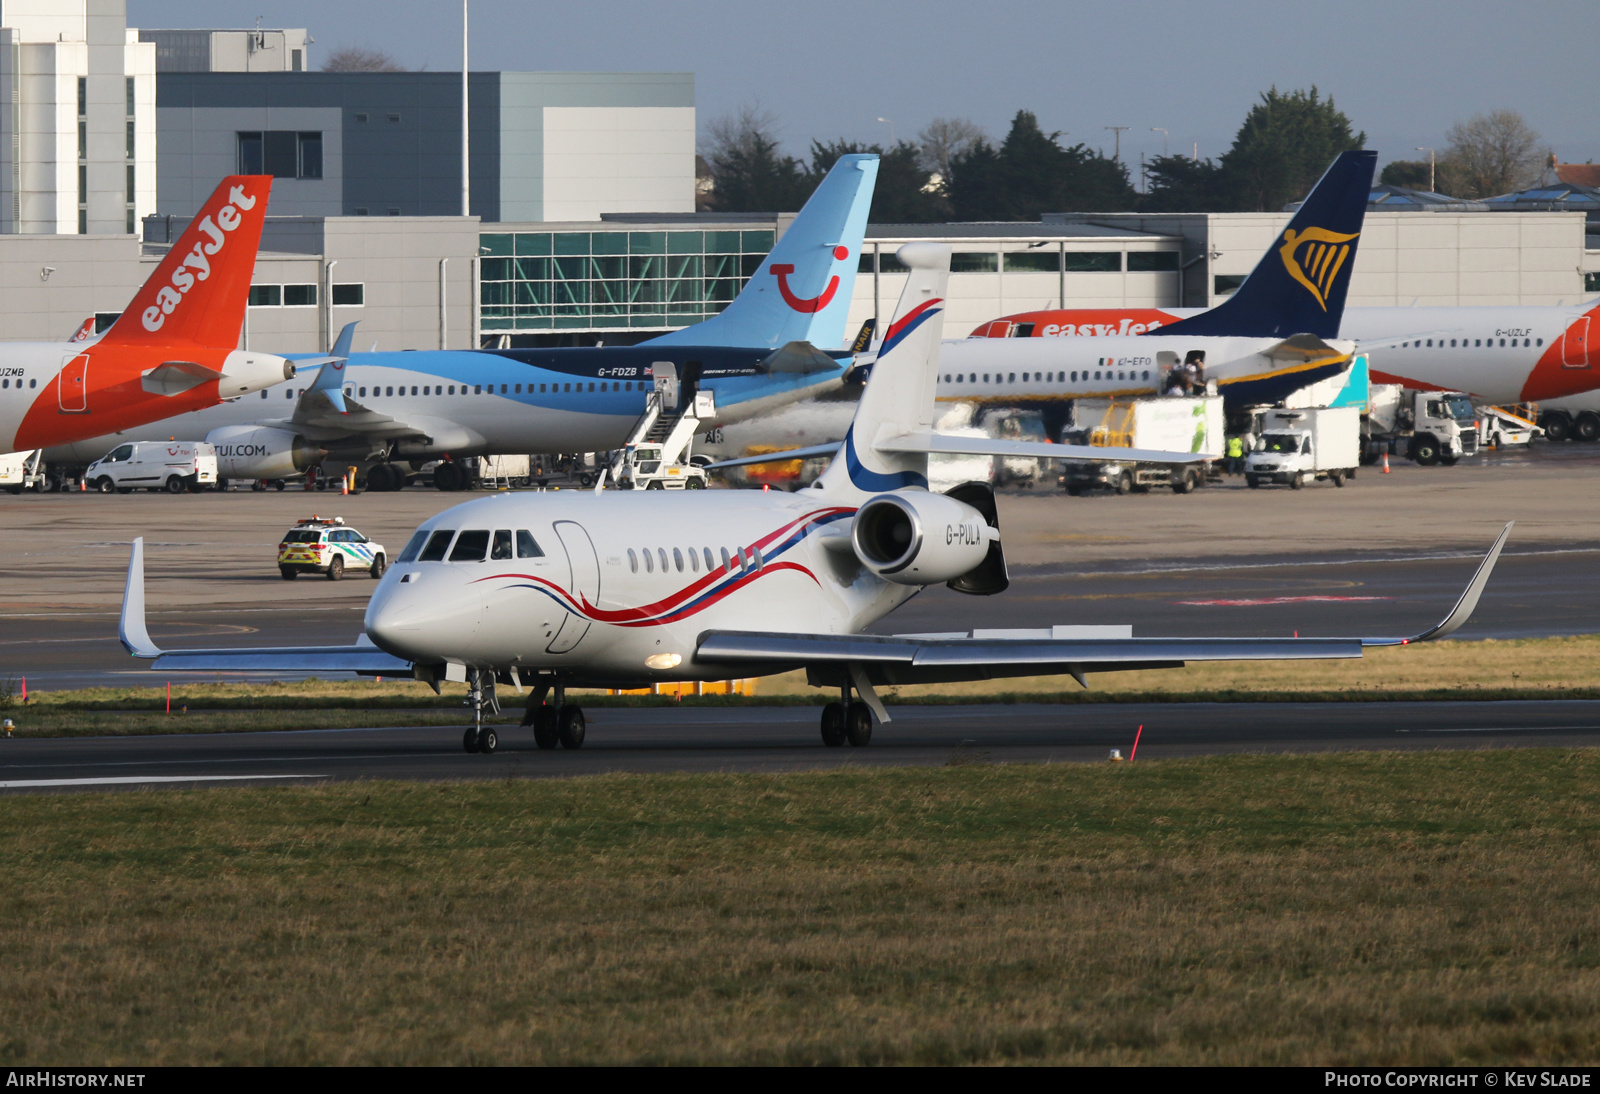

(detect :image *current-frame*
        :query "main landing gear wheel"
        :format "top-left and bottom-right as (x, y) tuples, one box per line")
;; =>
(557, 704), (586, 749)
(820, 702), (846, 747)
(533, 706), (560, 750)
(845, 702), (873, 747)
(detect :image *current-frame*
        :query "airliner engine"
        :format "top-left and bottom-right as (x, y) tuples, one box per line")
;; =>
(206, 424), (326, 479)
(850, 490), (996, 585)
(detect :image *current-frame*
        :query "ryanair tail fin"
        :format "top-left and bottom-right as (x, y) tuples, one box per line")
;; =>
(648, 154), (878, 351)
(1151, 150), (1376, 340)
(101, 175), (273, 350)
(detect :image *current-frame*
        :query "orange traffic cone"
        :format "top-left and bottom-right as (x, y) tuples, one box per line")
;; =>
(1381, 452), (1391, 474)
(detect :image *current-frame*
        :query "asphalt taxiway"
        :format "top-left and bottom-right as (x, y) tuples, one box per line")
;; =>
(4, 699), (1600, 793)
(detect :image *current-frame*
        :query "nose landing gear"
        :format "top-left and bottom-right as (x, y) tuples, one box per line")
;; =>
(461, 668), (501, 753)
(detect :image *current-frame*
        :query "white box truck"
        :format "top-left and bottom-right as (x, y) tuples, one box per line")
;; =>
(1245, 407), (1360, 489)
(1060, 394), (1223, 495)
(84, 441), (219, 494)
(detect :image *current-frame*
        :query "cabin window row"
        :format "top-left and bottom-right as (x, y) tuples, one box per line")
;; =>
(944, 369), (1153, 384)
(1402, 338), (1541, 349)
(628, 545), (764, 575)
(397, 528), (546, 563)
(1, 378), (37, 389)
(347, 380), (645, 398)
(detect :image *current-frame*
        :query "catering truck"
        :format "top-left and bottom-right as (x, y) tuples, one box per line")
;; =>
(1363, 385), (1477, 465)
(1059, 394), (1224, 495)
(1244, 406), (1361, 489)
(0, 449), (44, 494)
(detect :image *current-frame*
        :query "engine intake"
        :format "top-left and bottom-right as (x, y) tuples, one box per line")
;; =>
(851, 490), (996, 585)
(206, 424), (326, 479)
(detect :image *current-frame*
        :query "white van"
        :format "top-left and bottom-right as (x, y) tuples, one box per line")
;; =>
(85, 441), (219, 494)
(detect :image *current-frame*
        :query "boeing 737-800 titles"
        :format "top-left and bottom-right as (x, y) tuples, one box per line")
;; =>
(0, 176), (293, 454)
(118, 243), (1510, 753)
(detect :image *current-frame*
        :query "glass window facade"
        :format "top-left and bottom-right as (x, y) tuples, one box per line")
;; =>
(479, 228), (776, 331)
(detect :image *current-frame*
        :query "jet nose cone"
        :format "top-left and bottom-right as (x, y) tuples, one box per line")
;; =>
(364, 568), (477, 661)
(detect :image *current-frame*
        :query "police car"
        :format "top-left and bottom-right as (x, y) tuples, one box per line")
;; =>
(277, 516), (387, 581)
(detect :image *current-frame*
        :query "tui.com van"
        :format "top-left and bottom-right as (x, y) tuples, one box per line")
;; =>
(85, 441), (218, 493)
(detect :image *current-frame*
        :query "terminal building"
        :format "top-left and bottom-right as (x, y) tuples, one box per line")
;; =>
(0, 2), (1594, 353)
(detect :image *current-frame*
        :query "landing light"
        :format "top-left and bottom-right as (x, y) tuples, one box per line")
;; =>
(645, 653), (682, 670)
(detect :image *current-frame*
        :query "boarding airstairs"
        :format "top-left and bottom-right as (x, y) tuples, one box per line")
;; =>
(610, 383), (715, 490)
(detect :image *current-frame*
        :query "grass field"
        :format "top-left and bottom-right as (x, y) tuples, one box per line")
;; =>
(4, 634), (1599, 738)
(4, 751), (1599, 1065)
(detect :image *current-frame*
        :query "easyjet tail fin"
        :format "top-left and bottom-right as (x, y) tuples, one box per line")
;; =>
(1150, 150), (1376, 340)
(100, 175), (273, 350)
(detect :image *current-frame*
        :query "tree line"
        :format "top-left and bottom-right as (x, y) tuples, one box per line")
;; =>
(702, 90), (1551, 220)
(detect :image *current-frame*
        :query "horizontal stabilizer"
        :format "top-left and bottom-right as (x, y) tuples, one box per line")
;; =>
(141, 361), (224, 396)
(762, 341), (843, 374)
(1263, 334), (1354, 362)
(706, 442), (842, 471)
(876, 430), (1208, 465)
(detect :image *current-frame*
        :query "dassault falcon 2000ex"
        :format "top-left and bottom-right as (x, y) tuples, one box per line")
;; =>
(925, 150), (1379, 419)
(118, 243), (1511, 753)
(0, 175), (293, 454)
(50, 155), (881, 489)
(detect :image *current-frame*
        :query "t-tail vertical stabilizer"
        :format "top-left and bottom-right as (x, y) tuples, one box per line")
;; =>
(816, 242), (951, 502)
(1150, 150), (1377, 340)
(648, 154), (878, 351)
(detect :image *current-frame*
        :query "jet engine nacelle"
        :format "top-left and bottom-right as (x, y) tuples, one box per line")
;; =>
(851, 490), (996, 585)
(218, 350), (295, 397)
(206, 424), (326, 479)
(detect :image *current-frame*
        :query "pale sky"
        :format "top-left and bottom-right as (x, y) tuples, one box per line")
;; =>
(129, 0), (1600, 175)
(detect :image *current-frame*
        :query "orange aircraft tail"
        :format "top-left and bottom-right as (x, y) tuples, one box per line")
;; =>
(101, 175), (273, 350)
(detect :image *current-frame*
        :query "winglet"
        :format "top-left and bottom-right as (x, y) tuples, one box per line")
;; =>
(1367, 522), (1513, 646)
(296, 323), (358, 414)
(119, 537), (163, 658)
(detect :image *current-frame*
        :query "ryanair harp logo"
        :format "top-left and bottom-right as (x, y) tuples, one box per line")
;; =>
(1279, 227), (1359, 311)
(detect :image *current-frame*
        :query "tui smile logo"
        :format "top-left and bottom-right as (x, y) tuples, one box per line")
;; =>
(770, 246), (850, 313)
(1279, 227), (1359, 312)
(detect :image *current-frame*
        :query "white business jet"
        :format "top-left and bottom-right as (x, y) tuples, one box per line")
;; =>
(118, 243), (1511, 753)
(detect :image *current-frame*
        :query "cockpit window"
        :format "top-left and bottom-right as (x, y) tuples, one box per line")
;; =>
(516, 530), (544, 558)
(397, 530), (429, 563)
(490, 529), (514, 561)
(418, 530), (455, 562)
(449, 530), (490, 561)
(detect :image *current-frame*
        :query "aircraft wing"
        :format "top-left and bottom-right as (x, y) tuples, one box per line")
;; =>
(118, 537), (410, 674)
(694, 523), (1511, 700)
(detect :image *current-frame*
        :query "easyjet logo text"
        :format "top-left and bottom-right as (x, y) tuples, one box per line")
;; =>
(141, 184), (258, 333)
(1042, 320), (1165, 337)
(1279, 227), (1358, 312)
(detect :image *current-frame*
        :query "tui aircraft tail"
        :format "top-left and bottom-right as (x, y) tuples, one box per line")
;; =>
(647, 154), (877, 351)
(1149, 150), (1376, 340)
(99, 175), (273, 350)
(815, 243), (951, 500)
